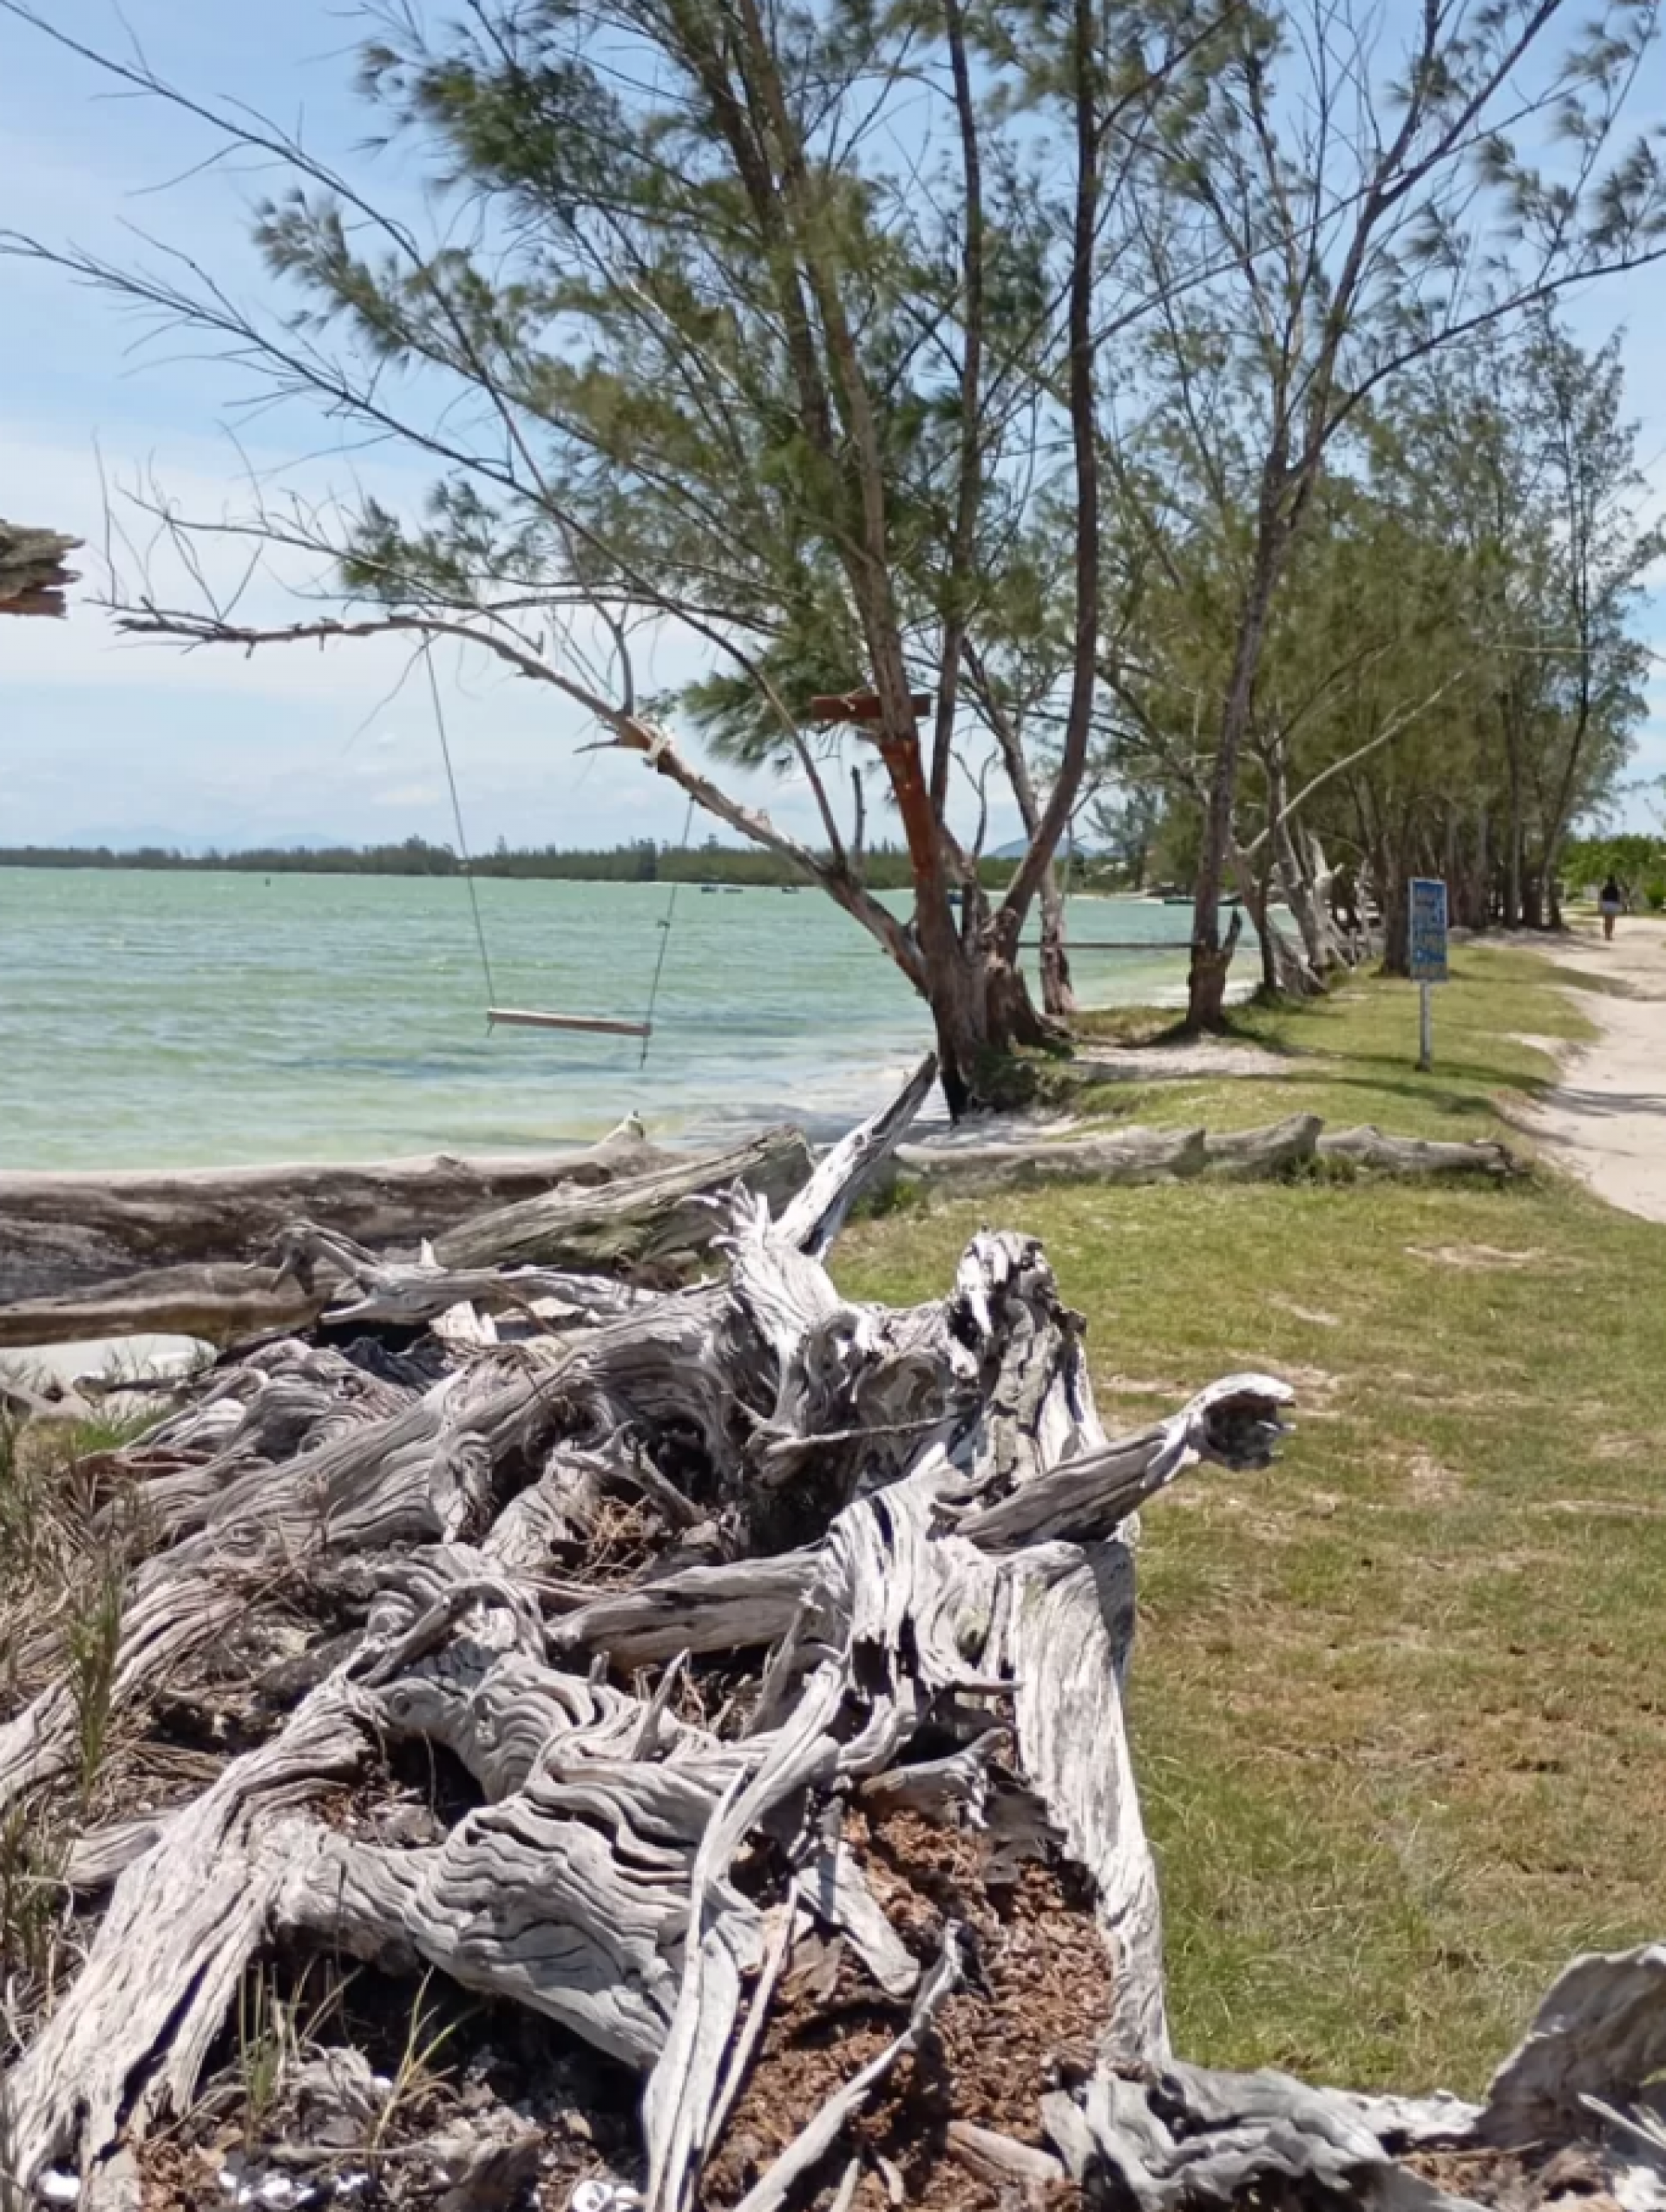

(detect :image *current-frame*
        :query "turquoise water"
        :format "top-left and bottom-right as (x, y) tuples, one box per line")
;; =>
(0, 869), (1203, 1170)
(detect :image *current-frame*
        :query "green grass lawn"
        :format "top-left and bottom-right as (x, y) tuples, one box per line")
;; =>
(1066, 943), (1618, 1143)
(837, 946), (1666, 2096)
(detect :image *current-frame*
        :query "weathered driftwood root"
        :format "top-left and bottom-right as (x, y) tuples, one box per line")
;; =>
(895, 1113), (1518, 1192)
(1, 1053), (1285, 2210)
(1038, 1943), (1666, 2212)
(9, 1053), (1632, 2212)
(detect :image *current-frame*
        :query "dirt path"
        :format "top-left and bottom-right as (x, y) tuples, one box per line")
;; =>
(1521, 917), (1666, 1224)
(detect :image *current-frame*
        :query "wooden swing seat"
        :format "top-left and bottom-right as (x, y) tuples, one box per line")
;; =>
(488, 1008), (653, 1040)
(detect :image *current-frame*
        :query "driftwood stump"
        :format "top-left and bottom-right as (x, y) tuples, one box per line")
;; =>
(0, 1060), (1657, 2212)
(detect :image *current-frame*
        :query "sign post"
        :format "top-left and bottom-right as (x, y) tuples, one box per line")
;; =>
(1407, 877), (1449, 1071)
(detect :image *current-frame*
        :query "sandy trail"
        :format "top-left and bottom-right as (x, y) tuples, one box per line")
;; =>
(1520, 918), (1666, 1224)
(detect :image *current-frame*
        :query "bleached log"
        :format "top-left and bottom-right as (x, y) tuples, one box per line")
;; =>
(773, 1051), (938, 1257)
(954, 1373), (1293, 1553)
(279, 1659), (765, 2071)
(1480, 1941), (1666, 2147)
(994, 1540), (1166, 2064)
(0, 1258), (325, 1349)
(1204, 1112), (1324, 1177)
(897, 1124), (1210, 1190)
(1318, 1125), (1520, 1177)
(0, 1121), (669, 1305)
(2, 1065), (1341, 2212)
(0, 1352), (569, 1815)
(1040, 2062), (1473, 2212)
(433, 1126), (814, 1272)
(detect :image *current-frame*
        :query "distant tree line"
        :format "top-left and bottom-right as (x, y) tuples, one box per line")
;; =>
(0, 837), (1032, 892)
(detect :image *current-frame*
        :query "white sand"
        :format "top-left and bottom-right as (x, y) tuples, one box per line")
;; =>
(1519, 918), (1666, 1224)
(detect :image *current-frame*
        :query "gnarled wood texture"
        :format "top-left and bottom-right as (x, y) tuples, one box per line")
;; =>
(1, 1056), (1649, 2212)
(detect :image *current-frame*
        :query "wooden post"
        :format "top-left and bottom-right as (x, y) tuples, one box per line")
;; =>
(1418, 982), (1433, 1072)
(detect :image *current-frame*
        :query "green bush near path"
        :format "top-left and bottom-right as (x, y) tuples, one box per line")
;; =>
(836, 947), (1666, 2094)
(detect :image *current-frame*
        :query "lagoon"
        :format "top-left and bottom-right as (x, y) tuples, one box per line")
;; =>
(0, 868), (1204, 1170)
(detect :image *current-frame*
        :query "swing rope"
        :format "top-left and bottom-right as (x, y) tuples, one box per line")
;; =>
(424, 640), (692, 1058)
(640, 793), (696, 1067)
(426, 646), (498, 1018)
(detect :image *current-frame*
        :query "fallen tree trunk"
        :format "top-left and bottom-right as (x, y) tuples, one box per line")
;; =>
(1205, 1113), (1324, 1178)
(432, 1123), (814, 1271)
(897, 1124), (1210, 1188)
(0, 1259), (322, 1350)
(895, 1114), (1518, 1194)
(0, 1121), (673, 1305)
(0, 1126), (814, 1349)
(1317, 1124), (1520, 1177)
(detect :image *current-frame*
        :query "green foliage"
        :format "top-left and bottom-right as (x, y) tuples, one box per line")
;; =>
(64, 1559), (124, 1806)
(1096, 307), (1662, 944)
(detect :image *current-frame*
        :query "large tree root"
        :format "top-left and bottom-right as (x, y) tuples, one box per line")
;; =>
(1, 1060), (1656, 2212)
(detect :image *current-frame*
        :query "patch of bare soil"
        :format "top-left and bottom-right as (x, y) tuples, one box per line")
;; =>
(134, 1966), (640, 2212)
(1265, 1297), (1342, 1329)
(1406, 1244), (1548, 1270)
(705, 1808), (1108, 2211)
(1407, 1452), (1465, 1504)
(1072, 1040), (1293, 1085)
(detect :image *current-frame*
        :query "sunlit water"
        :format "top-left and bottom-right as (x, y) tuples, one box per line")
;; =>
(0, 869), (1210, 1170)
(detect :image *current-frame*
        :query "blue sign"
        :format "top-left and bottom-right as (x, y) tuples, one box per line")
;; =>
(1408, 878), (1449, 983)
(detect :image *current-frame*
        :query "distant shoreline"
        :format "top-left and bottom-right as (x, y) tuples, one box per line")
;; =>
(0, 839), (1074, 892)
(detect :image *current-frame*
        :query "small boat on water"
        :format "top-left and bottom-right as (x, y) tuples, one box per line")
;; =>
(699, 883), (719, 895)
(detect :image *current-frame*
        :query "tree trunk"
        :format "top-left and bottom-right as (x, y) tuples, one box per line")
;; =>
(974, 664), (1078, 1020)
(1503, 699), (1525, 929)
(1266, 745), (1340, 980)
(1521, 865), (1545, 930)
(1231, 845), (1314, 1000)
(1038, 867), (1078, 1017)
(1187, 497), (1289, 1032)
(1378, 855), (1410, 977)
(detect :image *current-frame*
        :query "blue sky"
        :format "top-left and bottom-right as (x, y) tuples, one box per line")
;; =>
(3, 0), (1666, 852)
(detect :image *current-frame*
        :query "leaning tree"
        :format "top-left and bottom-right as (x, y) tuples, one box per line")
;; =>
(0, 0), (1230, 1113)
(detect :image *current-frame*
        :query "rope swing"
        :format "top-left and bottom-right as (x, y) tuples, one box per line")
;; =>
(425, 645), (687, 1058)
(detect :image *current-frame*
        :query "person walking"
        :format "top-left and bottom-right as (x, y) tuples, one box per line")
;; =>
(1599, 873), (1624, 942)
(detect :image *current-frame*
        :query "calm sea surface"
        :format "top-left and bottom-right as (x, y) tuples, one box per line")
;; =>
(0, 869), (1205, 1171)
